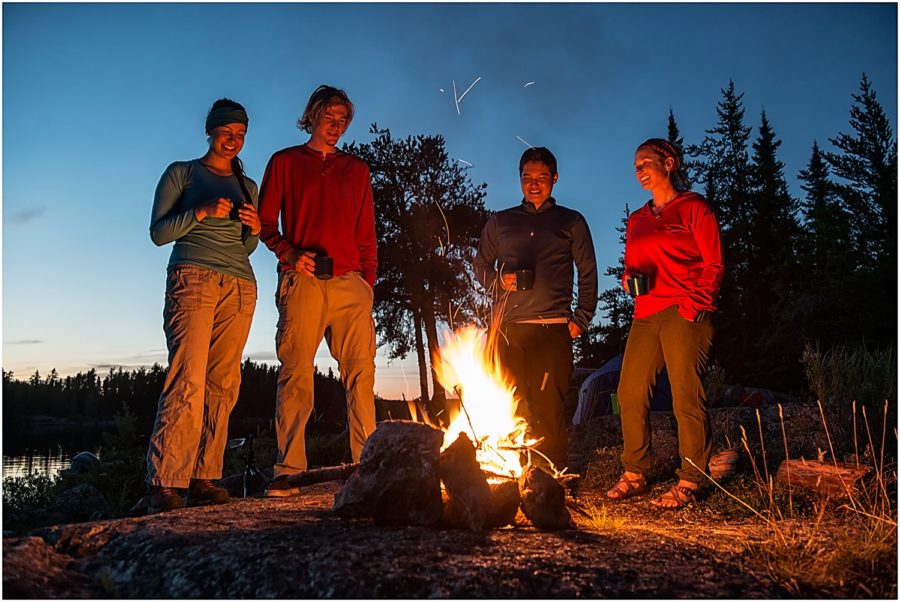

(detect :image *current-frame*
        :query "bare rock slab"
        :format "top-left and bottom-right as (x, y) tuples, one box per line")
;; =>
(333, 420), (444, 526)
(518, 466), (571, 531)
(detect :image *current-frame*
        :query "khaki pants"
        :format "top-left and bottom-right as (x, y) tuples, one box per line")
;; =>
(147, 265), (257, 487)
(274, 271), (376, 476)
(618, 305), (714, 483)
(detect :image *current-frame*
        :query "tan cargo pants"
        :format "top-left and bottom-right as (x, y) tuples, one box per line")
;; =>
(273, 270), (376, 477)
(147, 265), (257, 487)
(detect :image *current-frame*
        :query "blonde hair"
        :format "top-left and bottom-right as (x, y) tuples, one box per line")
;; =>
(297, 85), (354, 133)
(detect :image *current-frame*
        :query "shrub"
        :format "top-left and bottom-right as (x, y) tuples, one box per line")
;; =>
(800, 343), (897, 456)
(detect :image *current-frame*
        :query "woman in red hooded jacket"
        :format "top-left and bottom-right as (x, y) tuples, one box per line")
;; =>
(606, 138), (724, 509)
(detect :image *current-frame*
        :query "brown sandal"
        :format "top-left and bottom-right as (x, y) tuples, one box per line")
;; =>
(606, 473), (648, 501)
(650, 484), (696, 510)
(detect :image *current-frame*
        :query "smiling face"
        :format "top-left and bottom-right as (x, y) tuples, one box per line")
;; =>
(310, 101), (349, 150)
(634, 147), (674, 192)
(208, 123), (246, 161)
(520, 160), (558, 209)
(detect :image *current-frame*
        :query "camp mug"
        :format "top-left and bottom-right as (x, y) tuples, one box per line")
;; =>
(515, 269), (535, 291)
(315, 256), (334, 280)
(626, 274), (648, 298)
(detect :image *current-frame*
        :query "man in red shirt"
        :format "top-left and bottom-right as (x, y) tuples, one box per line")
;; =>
(257, 85), (378, 496)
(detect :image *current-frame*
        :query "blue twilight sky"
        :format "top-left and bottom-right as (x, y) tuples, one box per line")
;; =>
(3, 2), (897, 400)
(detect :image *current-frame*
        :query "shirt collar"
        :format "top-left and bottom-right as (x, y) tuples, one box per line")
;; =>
(521, 197), (557, 214)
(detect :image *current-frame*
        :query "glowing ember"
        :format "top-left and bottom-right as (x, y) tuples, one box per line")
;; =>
(432, 325), (536, 478)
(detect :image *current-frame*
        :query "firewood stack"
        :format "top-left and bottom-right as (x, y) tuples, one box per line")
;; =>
(332, 420), (571, 531)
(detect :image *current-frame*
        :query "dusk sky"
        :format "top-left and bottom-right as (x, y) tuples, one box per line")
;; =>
(3, 2), (897, 400)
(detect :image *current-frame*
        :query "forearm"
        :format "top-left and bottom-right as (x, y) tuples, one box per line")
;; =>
(149, 166), (195, 246)
(571, 216), (599, 330)
(473, 217), (499, 289)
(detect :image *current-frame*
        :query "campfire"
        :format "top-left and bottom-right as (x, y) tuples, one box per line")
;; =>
(431, 325), (540, 478)
(322, 324), (574, 531)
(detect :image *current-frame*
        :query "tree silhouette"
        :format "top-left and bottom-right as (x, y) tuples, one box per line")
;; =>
(824, 74), (897, 347)
(692, 80), (754, 383)
(345, 126), (489, 412)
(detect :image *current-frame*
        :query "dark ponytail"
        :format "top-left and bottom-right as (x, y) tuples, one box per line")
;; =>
(231, 156), (253, 207)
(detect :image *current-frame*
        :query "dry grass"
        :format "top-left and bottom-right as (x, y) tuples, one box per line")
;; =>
(570, 392), (897, 598)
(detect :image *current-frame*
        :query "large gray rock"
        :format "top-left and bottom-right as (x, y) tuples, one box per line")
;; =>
(333, 420), (444, 526)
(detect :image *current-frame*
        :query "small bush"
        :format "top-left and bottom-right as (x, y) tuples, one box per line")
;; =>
(2, 473), (57, 512)
(801, 343), (897, 456)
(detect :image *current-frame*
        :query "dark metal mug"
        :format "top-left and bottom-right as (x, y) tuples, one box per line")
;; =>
(626, 274), (648, 298)
(515, 269), (535, 291)
(315, 256), (334, 280)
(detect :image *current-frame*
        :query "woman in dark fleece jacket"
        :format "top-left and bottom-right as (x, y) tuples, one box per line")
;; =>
(606, 138), (724, 510)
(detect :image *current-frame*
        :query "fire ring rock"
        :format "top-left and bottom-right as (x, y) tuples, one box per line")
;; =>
(333, 420), (444, 526)
(439, 432), (491, 531)
(518, 466), (571, 530)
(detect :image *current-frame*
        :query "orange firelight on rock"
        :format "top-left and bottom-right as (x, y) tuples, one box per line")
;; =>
(432, 325), (537, 478)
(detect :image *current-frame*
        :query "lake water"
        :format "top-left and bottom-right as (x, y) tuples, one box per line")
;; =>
(2, 448), (88, 480)
(2, 421), (110, 480)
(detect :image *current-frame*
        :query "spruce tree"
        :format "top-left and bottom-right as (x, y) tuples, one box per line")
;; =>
(826, 74), (897, 272)
(824, 74), (897, 348)
(796, 141), (858, 349)
(747, 111), (802, 388)
(693, 81), (754, 384)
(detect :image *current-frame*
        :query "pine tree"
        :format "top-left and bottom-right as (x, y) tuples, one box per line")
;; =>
(693, 81), (754, 383)
(796, 141), (858, 349)
(824, 74), (897, 348)
(747, 111), (802, 388)
(668, 107), (695, 189)
(825, 74), (897, 272)
(667, 107), (684, 148)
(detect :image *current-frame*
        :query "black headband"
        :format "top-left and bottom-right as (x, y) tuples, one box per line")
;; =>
(206, 107), (249, 133)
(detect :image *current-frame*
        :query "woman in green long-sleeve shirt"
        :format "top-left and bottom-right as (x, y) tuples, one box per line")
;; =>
(145, 98), (261, 514)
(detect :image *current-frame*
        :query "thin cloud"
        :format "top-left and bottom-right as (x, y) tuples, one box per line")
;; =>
(6, 207), (46, 225)
(6, 339), (43, 345)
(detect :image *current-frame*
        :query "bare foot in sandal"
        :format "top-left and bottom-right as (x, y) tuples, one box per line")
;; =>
(606, 471), (648, 501)
(650, 480), (697, 509)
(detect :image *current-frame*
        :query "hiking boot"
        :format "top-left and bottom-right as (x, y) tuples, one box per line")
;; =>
(185, 479), (229, 507)
(148, 486), (183, 514)
(264, 475), (301, 497)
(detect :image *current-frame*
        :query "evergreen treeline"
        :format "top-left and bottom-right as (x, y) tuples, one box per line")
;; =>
(2, 361), (350, 436)
(580, 74), (897, 393)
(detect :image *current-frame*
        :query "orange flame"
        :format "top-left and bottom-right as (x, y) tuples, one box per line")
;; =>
(432, 325), (534, 478)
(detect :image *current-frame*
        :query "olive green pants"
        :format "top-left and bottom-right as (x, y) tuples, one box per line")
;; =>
(618, 305), (714, 483)
(273, 271), (376, 477)
(147, 265), (257, 488)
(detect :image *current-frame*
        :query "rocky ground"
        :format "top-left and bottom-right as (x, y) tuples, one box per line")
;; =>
(4, 402), (889, 598)
(3, 481), (788, 598)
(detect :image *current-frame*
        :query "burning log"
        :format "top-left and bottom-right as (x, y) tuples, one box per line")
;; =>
(439, 432), (491, 532)
(775, 459), (871, 498)
(518, 466), (570, 531)
(486, 481), (520, 528)
(333, 420), (445, 526)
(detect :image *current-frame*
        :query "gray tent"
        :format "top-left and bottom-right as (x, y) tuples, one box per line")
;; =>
(572, 354), (673, 425)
